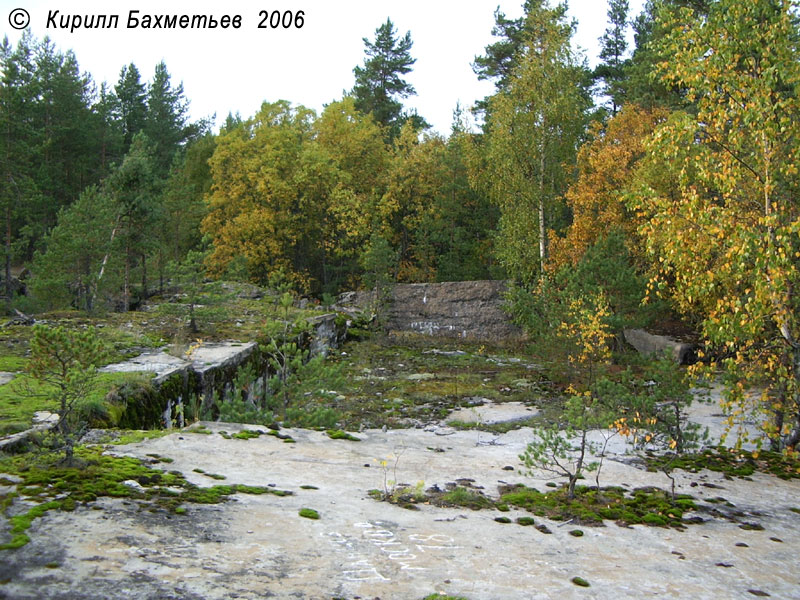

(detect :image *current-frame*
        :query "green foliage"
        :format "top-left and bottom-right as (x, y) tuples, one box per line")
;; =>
(360, 232), (397, 324)
(29, 185), (120, 312)
(593, 0), (630, 115)
(635, 0), (800, 451)
(509, 231), (655, 348)
(217, 364), (275, 427)
(167, 248), (209, 333)
(23, 324), (110, 463)
(472, 1), (591, 281)
(284, 406), (341, 429)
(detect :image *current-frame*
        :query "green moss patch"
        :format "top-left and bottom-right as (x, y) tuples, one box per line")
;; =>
(184, 425), (212, 434)
(499, 484), (695, 528)
(325, 429), (360, 441)
(0, 446), (292, 550)
(232, 429), (264, 440)
(571, 576), (590, 587)
(299, 507), (320, 519)
(648, 447), (800, 480)
(434, 486), (494, 510)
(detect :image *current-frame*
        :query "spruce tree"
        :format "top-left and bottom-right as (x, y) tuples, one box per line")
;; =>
(114, 63), (147, 151)
(145, 61), (192, 179)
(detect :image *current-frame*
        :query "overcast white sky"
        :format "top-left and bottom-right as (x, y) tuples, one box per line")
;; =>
(2, 0), (645, 134)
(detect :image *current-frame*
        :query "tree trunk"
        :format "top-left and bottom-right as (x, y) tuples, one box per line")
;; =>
(123, 238), (130, 312)
(4, 203), (10, 312)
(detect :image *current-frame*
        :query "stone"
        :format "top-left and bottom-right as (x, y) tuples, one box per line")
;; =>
(624, 328), (697, 364)
(406, 373), (435, 381)
(32, 411), (59, 426)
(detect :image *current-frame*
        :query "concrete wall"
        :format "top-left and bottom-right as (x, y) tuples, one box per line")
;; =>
(339, 280), (522, 341)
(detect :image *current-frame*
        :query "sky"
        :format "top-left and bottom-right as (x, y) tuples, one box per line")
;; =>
(2, 0), (645, 135)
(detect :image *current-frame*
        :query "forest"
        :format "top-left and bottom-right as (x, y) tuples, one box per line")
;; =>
(1, 0), (799, 453)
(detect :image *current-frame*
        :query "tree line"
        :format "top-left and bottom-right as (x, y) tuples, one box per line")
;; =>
(2, 1), (799, 449)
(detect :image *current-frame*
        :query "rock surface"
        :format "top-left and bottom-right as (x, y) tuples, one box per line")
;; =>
(1, 397), (796, 599)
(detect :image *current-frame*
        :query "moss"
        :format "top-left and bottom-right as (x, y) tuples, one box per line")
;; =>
(232, 429), (264, 440)
(517, 516), (536, 526)
(499, 484), (694, 528)
(184, 425), (212, 434)
(325, 429), (360, 441)
(571, 576), (590, 587)
(421, 595), (471, 600)
(569, 529), (584, 537)
(299, 508), (320, 520)
(435, 487), (493, 510)
(109, 429), (171, 445)
(0, 446), (293, 549)
(300, 485), (318, 490)
(174, 507), (187, 515)
(494, 517), (512, 523)
(0, 500), (61, 550)
(648, 447), (800, 481)
(642, 513), (669, 526)
(234, 485), (292, 496)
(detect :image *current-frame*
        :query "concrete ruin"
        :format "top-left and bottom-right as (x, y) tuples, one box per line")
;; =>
(338, 280), (523, 341)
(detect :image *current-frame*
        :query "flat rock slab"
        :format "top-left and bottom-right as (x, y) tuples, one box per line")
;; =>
(0, 372), (15, 386)
(447, 401), (538, 425)
(100, 351), (188, 377)
(186, 342), (257, 369)
(2, 421), (798, 600)
(99, 342), (258, 385)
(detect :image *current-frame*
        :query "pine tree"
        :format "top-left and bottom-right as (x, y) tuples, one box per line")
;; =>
(352, 18), (424, 140)
(594, 0), (630, 115)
